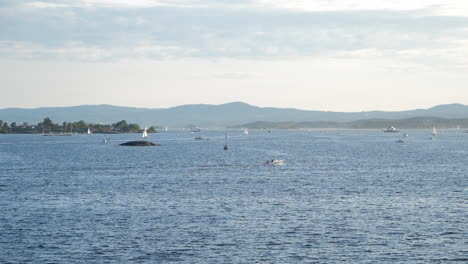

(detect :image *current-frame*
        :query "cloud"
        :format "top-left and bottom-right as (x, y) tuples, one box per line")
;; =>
(0, 41), (200, 61)
(254, 0), (468, 16)
(8, 0), (468, 15)
(0, 0), (467, 69)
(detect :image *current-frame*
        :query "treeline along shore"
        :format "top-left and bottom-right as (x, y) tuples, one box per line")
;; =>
(0, 118), (158, 134)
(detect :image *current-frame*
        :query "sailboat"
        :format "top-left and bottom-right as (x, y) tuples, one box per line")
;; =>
(224, 132), (229, 150)
(432, 126), (438, 136)
(142, 127), (148, 138)
(87, 128), (91, 135)
(165, 127), (168, 132)
(243, 128), (249, 135)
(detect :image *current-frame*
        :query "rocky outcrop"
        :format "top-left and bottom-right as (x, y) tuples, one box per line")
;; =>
(120, 140), (159, 146)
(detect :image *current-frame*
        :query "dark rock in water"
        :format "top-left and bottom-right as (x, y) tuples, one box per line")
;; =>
(120, 140), (159, 146)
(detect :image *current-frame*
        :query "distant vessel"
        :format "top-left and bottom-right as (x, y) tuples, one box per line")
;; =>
(142, 127), (148, 138)
(165, 127), (168, 132)
(224, 133), (229, 150)
(432, 126), (438, 136)
(396, 139), (405, 143)
(403, 133), (409, 137)
(384, 126), (399, 132)
(243, 128), (249, 135)
(265, 159), (284, 166)
(194, 136), (208, 140)
(87, 128), (92, 135)
(190, 126), (201, 133)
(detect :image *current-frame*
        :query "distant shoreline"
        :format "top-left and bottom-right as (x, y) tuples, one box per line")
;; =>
(1, 128), (467, 134)
(230, 117), (468, 130)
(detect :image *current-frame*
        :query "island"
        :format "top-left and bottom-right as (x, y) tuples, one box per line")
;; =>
(120, 141), (159, 146)
(0, 118), (159, 134)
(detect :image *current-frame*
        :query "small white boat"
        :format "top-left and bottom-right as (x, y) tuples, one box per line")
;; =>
(190, 126), (201, 133)
(142, 127), (148, 138)
(403, 133), (409, 137)
(165, 127), (168, 132)
(87, 128), (92, 135)
(264, 159), (284, 166)
(243, 128), (249, 135)
(384, 126), (399, 132)
(432, 126), (438, 136)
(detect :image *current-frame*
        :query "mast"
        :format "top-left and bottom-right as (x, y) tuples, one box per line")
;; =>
(224, 132), (228, 150)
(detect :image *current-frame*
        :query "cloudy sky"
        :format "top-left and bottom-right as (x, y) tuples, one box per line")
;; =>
(1, 0), (468, 111)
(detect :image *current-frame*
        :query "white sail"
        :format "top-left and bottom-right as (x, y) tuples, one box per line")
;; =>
(87, 128), (91, 135)
(243, 128), (249, 135)
(142, 128), (148, 138)
(432, 126), (438, 136)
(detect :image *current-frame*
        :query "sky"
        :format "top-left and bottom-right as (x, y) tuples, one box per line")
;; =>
(1, 0), (468, 111)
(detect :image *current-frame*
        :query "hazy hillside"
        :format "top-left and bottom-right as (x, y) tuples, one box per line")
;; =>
(235, 117), (468, 129)
(1, 102), (468, 128)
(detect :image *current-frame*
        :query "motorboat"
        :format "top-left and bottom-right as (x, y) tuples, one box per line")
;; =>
(384, 126), (399, 132)
(190, 126), (201, 133)
(264, 159), (284, 166)
(194, 136), (209, 140)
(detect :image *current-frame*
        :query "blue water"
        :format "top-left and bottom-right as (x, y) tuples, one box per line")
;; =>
(0, 130), (466, 263)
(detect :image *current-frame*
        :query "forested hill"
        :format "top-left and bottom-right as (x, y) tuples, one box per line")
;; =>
(1, 102), (468, 128)
(233, 117), (468, 129)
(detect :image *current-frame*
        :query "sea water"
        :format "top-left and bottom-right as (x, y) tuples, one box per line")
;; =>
(0, 130), (466, 263)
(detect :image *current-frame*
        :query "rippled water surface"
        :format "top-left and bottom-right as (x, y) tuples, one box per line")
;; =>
(0, 130), (467, 263)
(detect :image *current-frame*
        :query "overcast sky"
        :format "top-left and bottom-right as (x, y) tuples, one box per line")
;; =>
(1, 0), (468, 111)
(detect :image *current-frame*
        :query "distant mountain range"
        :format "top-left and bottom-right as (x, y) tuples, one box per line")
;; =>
(1, 102), (468, 128)
(234, 117), (468, 129)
